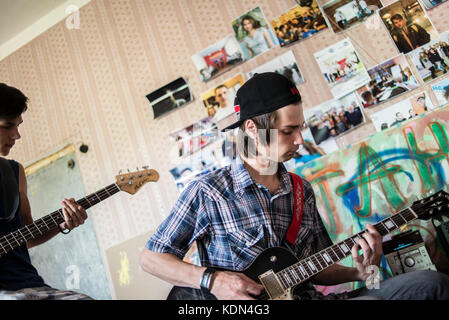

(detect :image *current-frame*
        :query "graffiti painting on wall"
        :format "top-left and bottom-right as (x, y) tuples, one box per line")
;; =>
(292, 105), (449, 292)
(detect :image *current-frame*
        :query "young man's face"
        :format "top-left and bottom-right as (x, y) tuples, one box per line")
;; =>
(392, 18), (405, 29)
(0, 115), (22, 156)
(270, 103), (305, 163)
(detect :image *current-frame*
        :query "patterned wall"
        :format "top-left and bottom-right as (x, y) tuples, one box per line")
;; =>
(1, 0), (449, 297)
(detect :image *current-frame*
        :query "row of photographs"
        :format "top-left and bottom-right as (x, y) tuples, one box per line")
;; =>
(168, 81), (448, 193)
(191, 0), (445, 84)
(147, 0), (448, 120)
(157, 26), (448, 138)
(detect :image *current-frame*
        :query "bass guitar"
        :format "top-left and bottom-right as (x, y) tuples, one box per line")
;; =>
(0, 168), (159, 259)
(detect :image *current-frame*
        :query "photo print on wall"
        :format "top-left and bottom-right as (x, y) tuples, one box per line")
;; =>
(247, 50), (304, 85)
(303, 92), (366, 146)
(271, 0), (328, 47)
(370, 91), (435, 132)
(321, 0), (383, 33)
(379, 0), (439, 54)
(232, 6), (278, 60)
(408, 30), (449, 84)
(146, 77), (192, 119)
(191, 35), (245, 82)
(314, 37), (370, 99)
(355, 54), (419, 108)
(431, 77), (449, 106)
(200, 73), (245, 121)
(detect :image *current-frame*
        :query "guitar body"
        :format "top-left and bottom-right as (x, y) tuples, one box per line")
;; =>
(169, 247), (301, 300)
(243, 247), (299, 300)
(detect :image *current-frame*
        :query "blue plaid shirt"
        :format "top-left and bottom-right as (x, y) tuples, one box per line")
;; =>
(146, 156), (333, 271)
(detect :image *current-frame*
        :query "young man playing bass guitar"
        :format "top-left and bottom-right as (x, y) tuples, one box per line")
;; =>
(0, 83), (91, 300)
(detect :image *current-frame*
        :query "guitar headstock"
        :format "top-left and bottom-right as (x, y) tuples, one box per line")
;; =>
(116, 167), (159, 194)
(411, 190), (449, 220)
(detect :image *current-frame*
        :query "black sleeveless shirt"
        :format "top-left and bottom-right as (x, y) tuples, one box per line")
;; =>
(0, 160), (46, 290)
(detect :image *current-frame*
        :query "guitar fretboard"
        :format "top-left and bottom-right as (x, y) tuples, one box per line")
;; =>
(275, 207), (418, 290)
(0, 183), (120, 257)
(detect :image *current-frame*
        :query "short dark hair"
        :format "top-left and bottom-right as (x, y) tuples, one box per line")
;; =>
(0, 83), (28, 119)
(391, 14), (404, 22)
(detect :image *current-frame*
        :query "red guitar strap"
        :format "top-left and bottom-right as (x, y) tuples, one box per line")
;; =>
(286, 172), (304, 246)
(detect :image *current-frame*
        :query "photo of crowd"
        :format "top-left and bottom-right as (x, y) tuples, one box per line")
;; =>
(303, 92), (366, 145)
(409, 31), (449, 84)
(322, 0), (383, 33)
(200, 74), (244, 121)
(270, 0), (327, 47)
(232, 6), (278, 60)
(431, 77), (449, 106)
(314, 38), (370, 98)
(191, 35), (245, 82)
(355, 54), (419, 108)
(247, 50), (304, 85)
(370, 91), (434, 132)
(379, 0), (438, 54)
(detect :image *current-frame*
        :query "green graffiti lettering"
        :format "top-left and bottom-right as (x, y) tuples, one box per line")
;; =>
(337, 143), (406, 217)
(404, 122), (449, 193)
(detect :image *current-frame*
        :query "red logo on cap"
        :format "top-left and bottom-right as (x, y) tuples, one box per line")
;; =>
(290, 87), (299, 96)
(234, 105), (240, 113)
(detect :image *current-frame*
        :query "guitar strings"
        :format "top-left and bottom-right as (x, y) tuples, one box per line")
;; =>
(0, 184), (120, 252)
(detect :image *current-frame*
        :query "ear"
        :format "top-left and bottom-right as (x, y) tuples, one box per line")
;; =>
(244, 119), (258, 140)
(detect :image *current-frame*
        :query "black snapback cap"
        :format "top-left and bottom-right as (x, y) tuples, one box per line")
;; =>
(223, 72), (301, 131)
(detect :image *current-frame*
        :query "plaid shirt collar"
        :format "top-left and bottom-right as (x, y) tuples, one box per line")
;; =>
(231, 155), (293, 198)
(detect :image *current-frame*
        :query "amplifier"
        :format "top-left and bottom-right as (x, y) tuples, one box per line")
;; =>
(383, 230), (437, 276)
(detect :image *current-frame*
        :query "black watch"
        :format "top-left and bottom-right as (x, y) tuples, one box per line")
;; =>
(200, 267), (216, 293)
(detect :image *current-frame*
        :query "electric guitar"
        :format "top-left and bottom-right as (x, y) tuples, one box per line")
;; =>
(172, 190), (449, 300)
(0, 168), (159, 259)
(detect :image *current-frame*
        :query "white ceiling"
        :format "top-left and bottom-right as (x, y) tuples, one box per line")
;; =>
(0, 0), (91, 61)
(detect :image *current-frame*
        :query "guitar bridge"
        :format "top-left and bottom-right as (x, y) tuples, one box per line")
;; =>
(258, 270), (286, 300)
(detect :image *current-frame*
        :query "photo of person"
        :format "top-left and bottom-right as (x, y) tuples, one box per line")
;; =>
(355, 54), (419, 108)
(247, 50), (304, 85)
(270, 0), (327, 47)
(170, 116), (219, 158)
(431, 77), (449, 106)
(321, 0), (383, 33)
(379, 0), (439, 54)
(200, 73), (244, 121)
(146, 77), (192, 119)
(408, 31), (449, 84)
(419, 0), (448, 10)
(191, 35), (245, 82)
(314, 38), (370, 99)
(303, 92), (366, 145)
(370, 91), (435, 132)
(232, 6), (277, 60)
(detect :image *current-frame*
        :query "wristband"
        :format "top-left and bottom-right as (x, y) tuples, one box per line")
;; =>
(200, 267), (216, 293)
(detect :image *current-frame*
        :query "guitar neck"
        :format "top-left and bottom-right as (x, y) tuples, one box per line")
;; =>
(276, 207), (418, 290)
(0, 183), (120, 257)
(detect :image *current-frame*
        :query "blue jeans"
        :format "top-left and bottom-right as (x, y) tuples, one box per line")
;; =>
(352, 270), (449, 300)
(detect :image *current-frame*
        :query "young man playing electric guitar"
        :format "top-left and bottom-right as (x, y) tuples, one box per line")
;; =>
(140, 72), (449, 300)
(0, 83), (91, 300)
